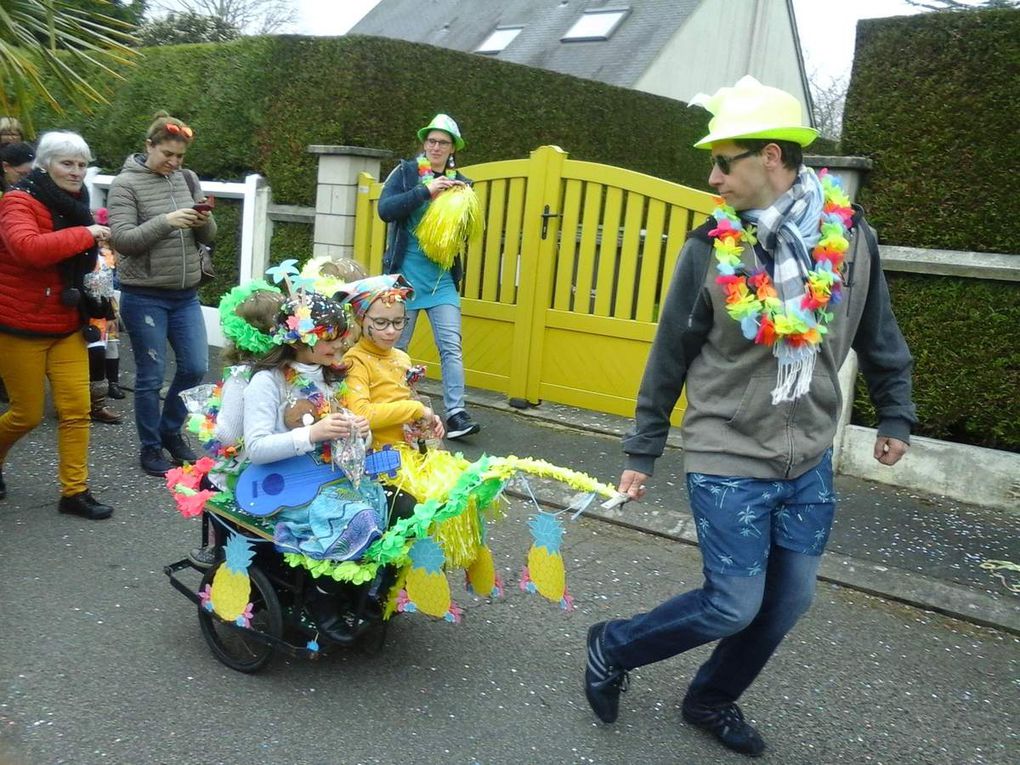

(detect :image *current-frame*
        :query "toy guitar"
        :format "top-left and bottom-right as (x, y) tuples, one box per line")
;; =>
(235, 447), (402, 517)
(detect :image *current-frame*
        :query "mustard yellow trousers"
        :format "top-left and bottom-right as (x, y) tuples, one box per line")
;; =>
(0, 331), (90, 496)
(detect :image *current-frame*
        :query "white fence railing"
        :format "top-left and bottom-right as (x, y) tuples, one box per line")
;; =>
(86, 172), (272, 346)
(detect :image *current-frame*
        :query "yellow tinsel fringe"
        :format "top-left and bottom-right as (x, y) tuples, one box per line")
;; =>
(415, 185), (484, 270)
(433, 503), (483, 569)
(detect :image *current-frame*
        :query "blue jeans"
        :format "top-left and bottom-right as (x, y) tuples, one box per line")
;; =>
(120, 289), (208, 450)
(397, 302), (466, 417)
(602, 461), (834, 706)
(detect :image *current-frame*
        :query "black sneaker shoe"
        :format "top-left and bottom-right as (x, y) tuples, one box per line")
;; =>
(107, 382), (126, 400)
(681, 697), (766, 758)
(189, 546), (218, 570)
(140, 446), (174, 477)
(58, 490), (114, 520)
(445, 411), (480, 440)
(0, 465), (6, 500)
(584, 621), (629, 723)
(161, 432), (197, 465)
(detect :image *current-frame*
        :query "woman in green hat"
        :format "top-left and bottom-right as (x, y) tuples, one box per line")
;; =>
(376, 113), (480, 441)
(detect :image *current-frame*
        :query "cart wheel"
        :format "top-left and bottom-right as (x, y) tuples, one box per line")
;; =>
(198, 562), (282, 673)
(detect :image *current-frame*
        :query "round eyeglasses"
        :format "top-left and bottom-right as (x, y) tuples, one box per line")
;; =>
(366, 316), (409, 331)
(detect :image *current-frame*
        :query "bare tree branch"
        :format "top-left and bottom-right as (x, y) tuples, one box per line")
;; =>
(149, 0), (297, 34)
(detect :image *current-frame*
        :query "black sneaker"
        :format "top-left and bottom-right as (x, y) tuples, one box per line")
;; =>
(58, 490), (114, 520)
(584, 621), (629, 723)
(161, 432), (197, 464)
(189, 546), (218, 570)
(140, 446), (174, 477)
(681, 697), (766, 758)
(445, 411), (480, 440)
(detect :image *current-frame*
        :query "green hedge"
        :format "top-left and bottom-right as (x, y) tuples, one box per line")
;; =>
(27, 34), (755, 204)
(842, 9), (1019, 452)
(843, 9), (1020, 253)
(853, 274), (1020, 451)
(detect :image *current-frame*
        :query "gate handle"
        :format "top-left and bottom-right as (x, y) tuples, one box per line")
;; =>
(540, 205), (561, 240)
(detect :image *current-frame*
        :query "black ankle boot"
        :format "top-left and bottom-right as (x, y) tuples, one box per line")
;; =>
(306, 589), (357, 645)
(58, 490), (113, 520)
(0, 465), (6, 500)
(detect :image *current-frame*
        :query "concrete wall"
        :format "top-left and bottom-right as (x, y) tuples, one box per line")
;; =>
(635, 0), (810, 111)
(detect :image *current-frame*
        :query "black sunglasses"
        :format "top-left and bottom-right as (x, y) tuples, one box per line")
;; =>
(711, 149), (759, 175)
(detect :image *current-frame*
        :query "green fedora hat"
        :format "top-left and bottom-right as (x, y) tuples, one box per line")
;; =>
(690, 75), (817, 149)
(417, 113), (465, 151)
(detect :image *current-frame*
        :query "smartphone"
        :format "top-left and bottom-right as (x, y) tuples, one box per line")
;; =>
(192, 202), (213, 213)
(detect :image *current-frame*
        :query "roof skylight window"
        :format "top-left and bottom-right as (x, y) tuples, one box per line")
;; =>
(561, 8), (629, 42)
(477, 26), (523, 54)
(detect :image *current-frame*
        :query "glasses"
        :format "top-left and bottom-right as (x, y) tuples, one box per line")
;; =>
(711, 149), (758, 175)
(366, 316), (409, 331)
(164, 122), (194, 139)
(424, 137), (453, 148)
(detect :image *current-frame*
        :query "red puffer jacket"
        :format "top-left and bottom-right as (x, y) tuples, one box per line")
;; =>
(0, 190), (96, 337)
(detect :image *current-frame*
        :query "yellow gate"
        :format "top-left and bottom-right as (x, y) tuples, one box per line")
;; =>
(353, 146), (716, 422)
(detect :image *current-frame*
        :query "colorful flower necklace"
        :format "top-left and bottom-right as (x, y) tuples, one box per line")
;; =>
(711, 169), (853, 349)
(417, 154), (456, 186)
(284, 366), (349, 462)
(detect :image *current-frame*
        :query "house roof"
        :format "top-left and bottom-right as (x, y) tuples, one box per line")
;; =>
(349, 0), (705, 89)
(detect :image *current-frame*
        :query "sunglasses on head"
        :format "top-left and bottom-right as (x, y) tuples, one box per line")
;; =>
(711, 148), (759, 175)
(164, 122), (194, 139)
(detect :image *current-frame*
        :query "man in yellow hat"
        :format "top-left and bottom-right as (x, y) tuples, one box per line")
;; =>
(583, 76), (916, 757)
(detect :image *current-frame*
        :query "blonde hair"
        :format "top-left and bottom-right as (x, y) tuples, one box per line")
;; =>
(145, 110), (194, 145)
(0, 117), (24, 138)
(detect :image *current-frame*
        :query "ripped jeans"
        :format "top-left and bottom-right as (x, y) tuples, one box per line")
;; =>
(120, 288), (208, 450)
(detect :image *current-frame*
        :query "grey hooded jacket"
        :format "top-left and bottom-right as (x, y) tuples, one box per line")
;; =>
(623, 209), (916, 481)
(107, 154), (216, 290)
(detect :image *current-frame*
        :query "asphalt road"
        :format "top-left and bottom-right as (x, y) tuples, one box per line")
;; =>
(0, 411), (1016, 765)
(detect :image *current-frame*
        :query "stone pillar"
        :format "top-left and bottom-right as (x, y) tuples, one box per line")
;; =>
(804, 154), (873, 202)
(307, 145), (391, 261)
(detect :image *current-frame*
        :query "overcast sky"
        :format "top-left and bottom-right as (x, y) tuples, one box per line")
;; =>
(293, 0), (932, 84)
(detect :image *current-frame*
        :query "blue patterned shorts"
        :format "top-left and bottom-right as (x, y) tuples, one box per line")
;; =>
(686, 451), (836, 577)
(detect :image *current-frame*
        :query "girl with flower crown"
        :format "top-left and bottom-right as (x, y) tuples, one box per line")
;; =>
(242, 286), (387, 643)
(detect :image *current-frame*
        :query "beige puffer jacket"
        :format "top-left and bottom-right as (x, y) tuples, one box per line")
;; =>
(107, 154), (217, 290)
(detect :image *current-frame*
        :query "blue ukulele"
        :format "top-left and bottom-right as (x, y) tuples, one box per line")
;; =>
(235, 447), (402, 517)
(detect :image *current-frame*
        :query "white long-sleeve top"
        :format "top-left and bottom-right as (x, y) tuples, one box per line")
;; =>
(243, 364), (322, 465)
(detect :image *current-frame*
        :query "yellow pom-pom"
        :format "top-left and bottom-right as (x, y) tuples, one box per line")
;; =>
(415, 185), (484, 270)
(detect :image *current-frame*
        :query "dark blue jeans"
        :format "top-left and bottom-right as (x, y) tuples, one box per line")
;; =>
(602, 461), (833, 707)
(120, 288), (208, 450)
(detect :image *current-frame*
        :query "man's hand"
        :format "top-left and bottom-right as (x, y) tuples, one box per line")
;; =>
(873, 436), (908, 466)
(618, 469), (651, 501)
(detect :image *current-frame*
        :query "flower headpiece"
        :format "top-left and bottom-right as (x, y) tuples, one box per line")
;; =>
(342, 274), (414, 322)
(265, 260), (347, 347)
(218, 279), (282, 354)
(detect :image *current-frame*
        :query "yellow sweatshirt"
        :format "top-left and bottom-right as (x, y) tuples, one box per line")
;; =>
(343, 336), (426, 447)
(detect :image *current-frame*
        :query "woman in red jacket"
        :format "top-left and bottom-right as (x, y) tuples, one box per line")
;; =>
(0, 131), (115, 519)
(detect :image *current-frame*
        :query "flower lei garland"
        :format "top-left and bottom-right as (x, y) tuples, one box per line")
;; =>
(282, 454), (616, 584)
(417, 153), (456, 187)
(188, 366), (253, 458)
(711, 169), (853, 349)
(284, 365), (348, 462)
(165, 457), (218, 518)
(218, 280), (281, 355)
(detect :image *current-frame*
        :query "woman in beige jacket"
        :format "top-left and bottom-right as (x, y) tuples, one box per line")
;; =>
(107, 112), (216, 477)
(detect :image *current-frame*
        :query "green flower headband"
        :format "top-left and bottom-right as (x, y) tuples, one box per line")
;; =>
(217, 280), (282, 355)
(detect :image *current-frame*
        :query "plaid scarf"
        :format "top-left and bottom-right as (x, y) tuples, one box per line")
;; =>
(742, 166), (825, 403)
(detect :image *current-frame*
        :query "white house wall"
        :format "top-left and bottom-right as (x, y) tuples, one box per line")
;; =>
(635, 0), (811, 114)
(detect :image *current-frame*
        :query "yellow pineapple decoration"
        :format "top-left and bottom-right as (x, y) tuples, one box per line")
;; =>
(520, 512), (573, 610)
(396, 538), (462, 622)
(201, 532), (255, 627)
(465, 520), (503, 598)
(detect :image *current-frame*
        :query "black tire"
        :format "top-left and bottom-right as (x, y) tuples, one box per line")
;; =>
(198, 562), (283, 673)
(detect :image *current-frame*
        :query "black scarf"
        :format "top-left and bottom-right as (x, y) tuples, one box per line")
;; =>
(12, 168), (103, 318)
